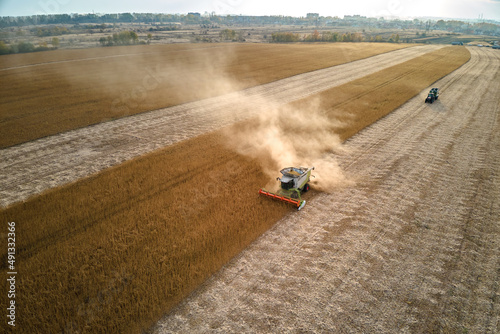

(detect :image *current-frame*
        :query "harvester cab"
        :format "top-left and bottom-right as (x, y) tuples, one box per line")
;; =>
(259, 166), (315, 211)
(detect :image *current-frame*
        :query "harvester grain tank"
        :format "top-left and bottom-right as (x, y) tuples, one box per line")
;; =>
(259, 166), (315, 211)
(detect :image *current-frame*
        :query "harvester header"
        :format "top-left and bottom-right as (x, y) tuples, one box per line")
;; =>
(259, 166), (315, 211)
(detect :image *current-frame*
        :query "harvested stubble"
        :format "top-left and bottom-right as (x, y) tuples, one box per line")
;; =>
(289, 46), (471, 141)
(0, 43), (409, 148)
(0, 46), (470, 334)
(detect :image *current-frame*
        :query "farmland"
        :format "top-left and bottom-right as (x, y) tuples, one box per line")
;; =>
(0, 44), (445, 208)
(0, 42), (409, 148)
(2, 43), (498, 334)
(154, 46), (500, 333)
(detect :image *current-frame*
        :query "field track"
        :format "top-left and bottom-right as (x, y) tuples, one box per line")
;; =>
(0, 45), (442, 208)
(154, 46), (500, 333)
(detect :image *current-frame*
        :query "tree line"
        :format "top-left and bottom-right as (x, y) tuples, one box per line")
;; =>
(31, 26), (71, 37)
(99, 31), (139, 46)
(272, 30), (399, 43)
(0, 39), (59, 55)
(0, 13), (204, 28)
(2, 13), (498, 34)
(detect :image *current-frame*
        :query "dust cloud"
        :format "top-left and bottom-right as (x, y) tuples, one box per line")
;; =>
(59, 45), (352, 193)
(40, 44), (352, 193)
(53, 45), (248, 118)
(225, 96), (353, 193)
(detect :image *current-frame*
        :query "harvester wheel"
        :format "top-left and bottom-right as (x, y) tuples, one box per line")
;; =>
(303, 184), (310, 193)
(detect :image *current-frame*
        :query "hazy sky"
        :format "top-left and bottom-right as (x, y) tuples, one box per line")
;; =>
(1, 0), (499, 21)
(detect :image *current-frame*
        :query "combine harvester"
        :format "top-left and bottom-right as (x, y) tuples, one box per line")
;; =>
(259, 166), (315, 211)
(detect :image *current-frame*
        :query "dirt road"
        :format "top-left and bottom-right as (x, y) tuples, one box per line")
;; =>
(153, 47), (500, 333)
(0, 45), (442, 208)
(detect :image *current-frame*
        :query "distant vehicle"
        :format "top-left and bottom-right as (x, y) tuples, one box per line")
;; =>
(451, 41), (463, 45)
(425, 88), (439, 104)
(493, 45), (500, 50)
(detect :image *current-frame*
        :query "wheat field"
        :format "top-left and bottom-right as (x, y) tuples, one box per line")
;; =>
(0, 43), (409, 148)
(0, 45), (470, 333)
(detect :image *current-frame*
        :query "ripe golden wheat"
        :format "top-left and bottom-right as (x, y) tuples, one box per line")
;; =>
(0, 45), (470, 333)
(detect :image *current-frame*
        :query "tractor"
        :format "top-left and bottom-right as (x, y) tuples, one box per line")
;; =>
(425, 88), (439, 103)
(259, 166), (315, 211)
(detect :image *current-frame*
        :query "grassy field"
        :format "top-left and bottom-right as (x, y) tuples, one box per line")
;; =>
(0, 42), (410, 148)
(0, 45), (470, 333)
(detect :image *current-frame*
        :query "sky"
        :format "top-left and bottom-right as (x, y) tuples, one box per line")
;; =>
(0, 0), (499, 21)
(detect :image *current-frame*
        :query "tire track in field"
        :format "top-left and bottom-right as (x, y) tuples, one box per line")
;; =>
(153, 47), (500, 333)
(0, 45), (442, 208)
